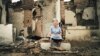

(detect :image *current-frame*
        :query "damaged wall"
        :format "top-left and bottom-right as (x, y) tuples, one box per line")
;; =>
(42, 0), (56, 37)
(23, 10), (32, 27)
(11, 10), (24, 36)
(63, 0), (100, 41)
(7, 0), (100, 41)
(0, 0), (6, 24)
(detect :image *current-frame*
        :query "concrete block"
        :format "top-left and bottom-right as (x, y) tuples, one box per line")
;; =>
(40, 42), (51, 50)
(40, 42), (71, 51)
(0, 24), (13, 45)
(61, 43), (71, 51)
(65, 27), (91, 41)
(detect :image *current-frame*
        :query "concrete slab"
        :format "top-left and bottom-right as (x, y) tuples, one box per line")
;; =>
(65, 28), (91, 41)
(61, 43), (71, 51)
(40, 42), (71, 51)
(0, 24), (13, 45)
(40, 42), (51, 50)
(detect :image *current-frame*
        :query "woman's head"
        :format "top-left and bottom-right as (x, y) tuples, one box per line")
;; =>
(53, 19), (59, 27)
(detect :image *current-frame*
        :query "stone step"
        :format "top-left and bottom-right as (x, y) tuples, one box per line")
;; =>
(40, 42), (71, 51)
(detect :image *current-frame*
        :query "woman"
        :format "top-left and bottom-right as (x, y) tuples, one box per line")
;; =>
(48, 19), (62, 48)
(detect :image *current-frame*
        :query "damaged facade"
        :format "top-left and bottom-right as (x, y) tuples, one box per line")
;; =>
(0, 0), (100, 56)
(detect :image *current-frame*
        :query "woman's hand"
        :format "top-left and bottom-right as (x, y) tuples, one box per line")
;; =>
(47, 32), (51, 37)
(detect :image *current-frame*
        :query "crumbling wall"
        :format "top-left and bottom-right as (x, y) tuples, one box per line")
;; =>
(63, 0), (100, 41)
(42, 0), (56, 37)
(12, 10), (24, 36)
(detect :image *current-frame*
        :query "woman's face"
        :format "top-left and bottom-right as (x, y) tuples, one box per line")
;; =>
(53, 20), (59, 27)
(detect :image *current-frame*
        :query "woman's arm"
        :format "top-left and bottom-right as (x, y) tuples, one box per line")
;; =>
(47, 32), (51, 37)
(59, 27), (62, 36)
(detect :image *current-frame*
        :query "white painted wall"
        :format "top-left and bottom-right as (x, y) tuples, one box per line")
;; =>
(55, 0), (61, 23)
